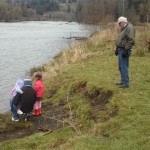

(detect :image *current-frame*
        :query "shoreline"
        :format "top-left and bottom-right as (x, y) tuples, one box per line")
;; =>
(0, 24), (150, 149)
(0, 21), (93, 114)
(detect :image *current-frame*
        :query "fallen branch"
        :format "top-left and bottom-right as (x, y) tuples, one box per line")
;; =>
(43, 129), (53, 136)
(49, 116), (81, 135)
(49, 116), (65, 128)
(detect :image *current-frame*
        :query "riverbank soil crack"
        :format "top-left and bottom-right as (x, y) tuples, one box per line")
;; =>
(0, 102), (70, 142)
(0, 84), (116, 142)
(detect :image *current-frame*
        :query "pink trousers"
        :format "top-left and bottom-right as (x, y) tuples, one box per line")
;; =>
(34, 101), (41, 109)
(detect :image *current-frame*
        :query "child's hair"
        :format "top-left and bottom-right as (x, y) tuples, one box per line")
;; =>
(34, 72), (42, 80)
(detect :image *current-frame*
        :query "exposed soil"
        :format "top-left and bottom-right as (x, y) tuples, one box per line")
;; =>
(70, 81), (115, 120)
(0, 83), (116, 143)
(0, 101), (69, 142)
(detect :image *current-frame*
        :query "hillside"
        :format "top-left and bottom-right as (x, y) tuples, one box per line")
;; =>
(0, 24), (150, 150)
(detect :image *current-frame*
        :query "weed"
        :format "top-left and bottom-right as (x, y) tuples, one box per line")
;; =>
(1, 24), (150, 150)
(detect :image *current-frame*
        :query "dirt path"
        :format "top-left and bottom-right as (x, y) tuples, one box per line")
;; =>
(0, 101), (69, 142)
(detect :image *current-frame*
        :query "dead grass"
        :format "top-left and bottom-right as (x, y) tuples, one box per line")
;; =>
(43, 25), (119, 80)
(1, 24), (149, 150)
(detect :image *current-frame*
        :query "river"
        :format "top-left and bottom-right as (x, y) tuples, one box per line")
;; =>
(0, 21), (97, 113)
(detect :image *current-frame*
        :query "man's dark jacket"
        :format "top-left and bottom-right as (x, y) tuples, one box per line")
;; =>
(13, 86), (36, 113)
(115, 22), (135, 50)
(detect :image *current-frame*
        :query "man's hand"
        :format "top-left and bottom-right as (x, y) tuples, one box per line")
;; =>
(122, 49), (129, 58)
(115, 48), (118, 56)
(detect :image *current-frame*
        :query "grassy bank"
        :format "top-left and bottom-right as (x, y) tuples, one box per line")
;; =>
(0, 24), (150, 150)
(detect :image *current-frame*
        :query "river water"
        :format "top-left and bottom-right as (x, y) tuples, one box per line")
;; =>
(0, 21), (96, 113)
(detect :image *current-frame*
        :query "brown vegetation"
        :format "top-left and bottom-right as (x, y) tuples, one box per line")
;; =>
(76, 0), (150, 24)
(0, 0), (150, 23)
(0, 82), (113, 142)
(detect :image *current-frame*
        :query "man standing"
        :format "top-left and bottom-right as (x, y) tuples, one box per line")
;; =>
(115, 16), (135, 88)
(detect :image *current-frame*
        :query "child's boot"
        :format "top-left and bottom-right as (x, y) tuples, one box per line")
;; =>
(38, 108), (42, 115)
(32, 109), (39, 116)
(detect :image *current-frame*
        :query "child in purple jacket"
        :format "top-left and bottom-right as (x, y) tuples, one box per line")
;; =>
(10, 79), (24, 121)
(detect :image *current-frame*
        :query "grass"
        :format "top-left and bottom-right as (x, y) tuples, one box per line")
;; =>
(0, 24), (150, 150)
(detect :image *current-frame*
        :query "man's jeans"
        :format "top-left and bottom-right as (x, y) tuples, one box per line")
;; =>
(118, 49), (132, 86)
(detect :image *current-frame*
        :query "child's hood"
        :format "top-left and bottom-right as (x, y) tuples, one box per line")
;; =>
(10, 79), (24, 96)
(16, 79), (24, 88)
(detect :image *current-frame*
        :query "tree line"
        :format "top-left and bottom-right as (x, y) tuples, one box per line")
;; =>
(0, 0), (149, 23)
(76, 0), (150, 23)
(0, 0), (37, 21)
(0, 0), (77, 21)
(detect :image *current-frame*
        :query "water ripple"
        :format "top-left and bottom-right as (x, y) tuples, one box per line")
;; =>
(0, 21), (94, 113)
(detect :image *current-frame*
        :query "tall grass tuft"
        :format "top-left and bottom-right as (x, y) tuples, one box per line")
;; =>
(43, 26), (119, 80)
(134, 24), (150, 56)
(0, 24), (150, 150)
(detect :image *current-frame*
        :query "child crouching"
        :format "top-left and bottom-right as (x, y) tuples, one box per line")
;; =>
(10, 79), (24, 121)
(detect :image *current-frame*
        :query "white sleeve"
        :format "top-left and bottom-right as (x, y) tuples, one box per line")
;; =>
(16, 87), (23, 94)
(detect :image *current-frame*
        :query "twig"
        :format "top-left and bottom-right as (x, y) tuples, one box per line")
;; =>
(49, 116), (81, 134)
(49, 116), (65, 123)
(65, 120), (81, 135)
(43, 129), (53, 136)
(66, 93), (73, 121)
(48, 92), (81, 134)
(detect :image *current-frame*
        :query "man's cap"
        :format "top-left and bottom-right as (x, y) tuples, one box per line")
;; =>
(118, 16), (127, 23)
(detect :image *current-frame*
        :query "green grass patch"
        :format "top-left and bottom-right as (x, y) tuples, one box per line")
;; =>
(0, 26), (150, 150)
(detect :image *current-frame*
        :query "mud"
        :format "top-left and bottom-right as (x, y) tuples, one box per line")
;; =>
(0, 82), (116, 143)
